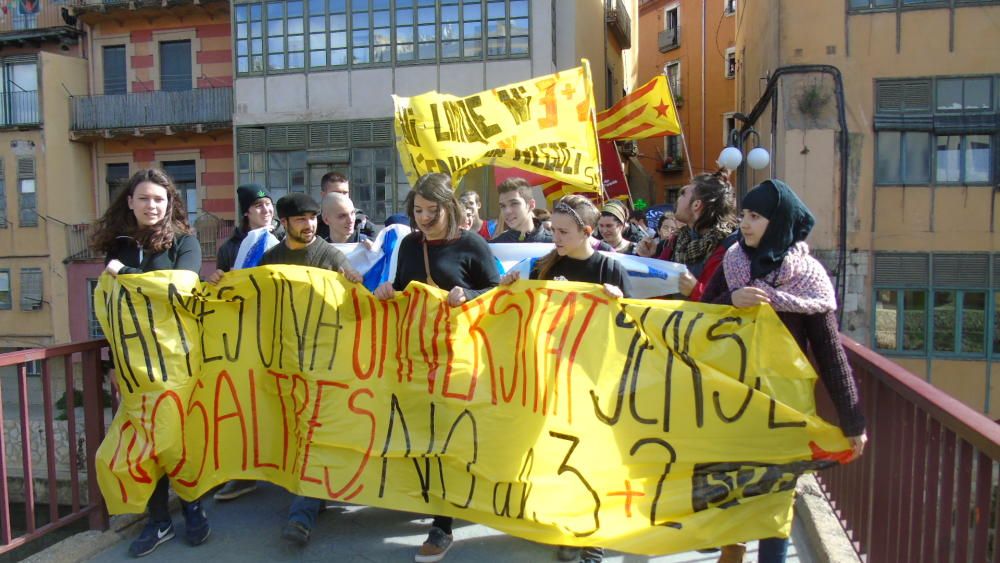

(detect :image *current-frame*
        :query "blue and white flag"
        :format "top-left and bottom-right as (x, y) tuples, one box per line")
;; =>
(233, 227), (280, 270)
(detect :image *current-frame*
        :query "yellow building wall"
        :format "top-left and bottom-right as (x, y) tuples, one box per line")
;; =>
(736, 1), (1000, 417)
(576, 0), (638, 110)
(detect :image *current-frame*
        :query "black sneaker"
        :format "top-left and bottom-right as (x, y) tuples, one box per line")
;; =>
(282, 520), (311, 546)
(579, 546), (604, 563)
(128, 519), (174, 557)
(556, 546), (581, 561)
(182, 502), (211, 546)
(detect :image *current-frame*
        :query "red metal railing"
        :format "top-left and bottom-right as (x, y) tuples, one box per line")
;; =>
(819, 335), (1000, 562)
(0, 340), (111, 555)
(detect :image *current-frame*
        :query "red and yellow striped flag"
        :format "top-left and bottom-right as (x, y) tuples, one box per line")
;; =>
(596, 75), (681, 140)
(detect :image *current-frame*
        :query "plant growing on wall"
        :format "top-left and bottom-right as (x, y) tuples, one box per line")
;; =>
(797, 81), (831, 120)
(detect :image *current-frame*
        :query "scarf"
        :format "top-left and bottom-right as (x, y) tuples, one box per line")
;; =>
(739, 179), (815, 280)
(672, 223), (734, 266)
(724, 241), (837, 314)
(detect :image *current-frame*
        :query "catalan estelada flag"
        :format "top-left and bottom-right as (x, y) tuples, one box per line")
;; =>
(596, 75), (681, 140)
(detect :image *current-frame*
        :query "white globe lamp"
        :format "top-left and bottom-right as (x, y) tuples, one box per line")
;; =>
(747, 147), (770, 170)
(718, 146), (743, 170)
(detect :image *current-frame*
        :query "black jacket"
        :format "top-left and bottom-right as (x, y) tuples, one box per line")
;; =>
(105, 233), (202, 274)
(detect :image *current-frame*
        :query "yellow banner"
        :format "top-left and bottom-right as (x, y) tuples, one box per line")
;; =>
(94, 267), (851, 555)
(393, 60), (601, 193)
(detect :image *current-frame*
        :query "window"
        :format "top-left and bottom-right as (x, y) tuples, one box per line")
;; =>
(935, 135), (992, 184)
(237, 0), (529, 75)
(664, 5), (679, 31)
(266, 151), (307, 201)
(874, 253), (996, 358)
(876, 131), (931, 185)
(88, 279), (104, 339)
(350, 148), (395, 222)
(103, 45), (127, 95)
(0, 60), (38, 126)
(106, 163), (130, 200)
(0, 270), (9, 309)
(725, 48), (736, 79)
(724, 0), (736, 15)
(936, 77), (992, 111)
(723, 113), (736, 147)
(18, 158), (36, 227)
(159, 40), (192, 91)
(238, 151), (267, 189)
(20, 268), (41, 311)
(875, 289), (927, 352)
(850, 0), (908, 9)
(664, 61), (681, 96)
(161, 160), (197, 224)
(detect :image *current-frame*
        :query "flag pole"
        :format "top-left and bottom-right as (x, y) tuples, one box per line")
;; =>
(663, 77), (696, 179)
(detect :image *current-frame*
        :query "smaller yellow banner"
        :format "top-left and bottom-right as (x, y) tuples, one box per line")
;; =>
(393, 60), (601, 192)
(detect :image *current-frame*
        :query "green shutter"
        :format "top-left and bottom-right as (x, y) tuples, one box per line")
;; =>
(874, 252), (929, 287)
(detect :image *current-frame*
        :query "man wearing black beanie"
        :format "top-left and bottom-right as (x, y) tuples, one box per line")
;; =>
(208, 184), (280, 284)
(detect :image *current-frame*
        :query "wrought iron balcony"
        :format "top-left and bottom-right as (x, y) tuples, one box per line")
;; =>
(605, 0), (632, 49)
(0, 91), (40, 128)
(70, 87), (232, 139)
(0, 1), (80, 47)
(658, 26), (680, 53)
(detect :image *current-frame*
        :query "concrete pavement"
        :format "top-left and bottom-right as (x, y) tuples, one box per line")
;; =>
(83, 482), (815, 563)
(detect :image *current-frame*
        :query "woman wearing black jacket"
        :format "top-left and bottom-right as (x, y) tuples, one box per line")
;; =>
(91, 168), (207, 557)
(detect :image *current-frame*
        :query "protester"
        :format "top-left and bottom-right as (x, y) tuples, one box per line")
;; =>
(597, 200), (635, 254)
(460, 206), (475, 230)
(321, 192), (372, 244)
(254, 193), (362, 546)
(629, 208), (655, 238)
(373, 173), (500, 562)
(653, 211), (679, 256)
(636, 171), (738, 300)
(500, 194), (630, 563)
(316, 171), (376, 241)
(207, 184), (279, 286)
(701, 180), (867, 563)
(90, 168), (208, 557)
(532, 207), (552, 231)
(492, 177), (553, 243)
(459, 189), (493, 239)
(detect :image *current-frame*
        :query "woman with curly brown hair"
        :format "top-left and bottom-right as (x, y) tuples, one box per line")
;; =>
(91, 168), (208, 557)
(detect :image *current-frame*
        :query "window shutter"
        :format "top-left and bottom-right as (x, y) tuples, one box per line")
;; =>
(17, 158), (35, 178)
(902, 81), (932, 112)
(237, 127), (266, 152)
(351, 119), (393, 146)
(933, 253), (989, 288)
(876, 81), (904, 113)
(876, 80), (931, 114)
(20, 268), (42, 311)
(267, 125), (307, 150)
(309, 122), (349, 148)
(874, 252), (929, 286)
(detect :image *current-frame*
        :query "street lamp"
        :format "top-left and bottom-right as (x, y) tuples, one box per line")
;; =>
(717, 113), (770, 199)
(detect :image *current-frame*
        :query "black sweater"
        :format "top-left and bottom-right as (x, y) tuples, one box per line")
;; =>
(530, 252), (633, 298)
(392, 230), (499, 299)
(105, 234), (202, 274)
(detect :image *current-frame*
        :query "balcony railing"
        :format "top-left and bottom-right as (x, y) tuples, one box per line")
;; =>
(819, 335), (1000, 561)
(0, 91), (39, 128)
(66, 217), (233, 263)
(0, 2), (76, 36)
(0, 341), (113, 556)
(605, 0), (632, 49)
(70, 87), (232, 135)
(68, 0), (226, 17)
(658, 26), (680, 53)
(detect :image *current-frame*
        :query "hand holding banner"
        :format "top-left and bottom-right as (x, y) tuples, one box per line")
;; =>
(94, 268), (852, 555)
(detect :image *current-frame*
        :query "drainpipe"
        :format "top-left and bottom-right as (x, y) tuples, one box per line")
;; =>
(86, 19), (99, 217)
(737, 64), (850, 324)
(700, 0), (706, 173)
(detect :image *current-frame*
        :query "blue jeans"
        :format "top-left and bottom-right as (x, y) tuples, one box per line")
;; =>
(288, 496), (324, 530)
(758, 537), (789, 563)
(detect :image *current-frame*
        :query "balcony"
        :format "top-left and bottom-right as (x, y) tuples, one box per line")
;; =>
(69, 87), (233, 139)
(0, 1), (80, 48)
(68, 0), (228, 20)
(605, 0), (632, 49)
(0, 91), (40, 129)
(64, 215), (233, 263)
(658, 26), (680, 53)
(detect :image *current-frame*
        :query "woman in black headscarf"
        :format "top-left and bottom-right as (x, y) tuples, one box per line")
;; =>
(701, 179), (867, 563)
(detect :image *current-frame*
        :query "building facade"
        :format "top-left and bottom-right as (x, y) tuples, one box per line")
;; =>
(62, 0), (235, 343)
(635, 0), (736, 206)
(0, 3), (90, 352)
(735, 0), (1000, 416)
(232, 0), (638, 220)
